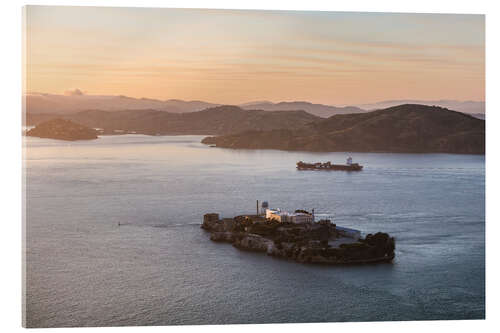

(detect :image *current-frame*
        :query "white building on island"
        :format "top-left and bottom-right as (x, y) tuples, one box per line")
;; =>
(265, 208), (314, 224)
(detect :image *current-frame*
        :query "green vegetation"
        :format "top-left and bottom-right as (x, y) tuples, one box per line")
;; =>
(26, 118), (98, 141)
(202, 213), (395, 265)
(202, 104), (485, 154)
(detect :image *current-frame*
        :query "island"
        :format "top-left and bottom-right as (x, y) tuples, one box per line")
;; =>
(201, 206), (395, 265)
(26, 118), (98, 141)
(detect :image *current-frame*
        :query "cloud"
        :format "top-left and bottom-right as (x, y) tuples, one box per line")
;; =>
(64, 88), (84, 96)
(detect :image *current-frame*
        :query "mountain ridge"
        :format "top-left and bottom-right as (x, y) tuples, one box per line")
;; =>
(27, 105), (321, 136)
(201, 104), (485, 154)
(239, 101), (365, 118)
(356, 99), (485, 115)
(26, 93), (485, 118)
(25, 103), (485, 154)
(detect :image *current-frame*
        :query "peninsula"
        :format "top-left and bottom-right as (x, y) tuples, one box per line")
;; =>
(202, 104), (485, 154)
(202, 203), (395, 265)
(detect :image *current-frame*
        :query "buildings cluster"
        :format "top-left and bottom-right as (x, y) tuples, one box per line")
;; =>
(256, 200), (314, 224)
(257, 200), (361, 239)
(265, 208), (314, 224)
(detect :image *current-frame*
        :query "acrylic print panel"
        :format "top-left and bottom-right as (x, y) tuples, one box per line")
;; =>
(22, 5), (485, 328)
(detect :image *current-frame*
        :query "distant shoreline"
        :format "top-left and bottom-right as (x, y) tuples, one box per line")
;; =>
(25, 104), (485, 154)
(200, 142), (486, 155)
(23, 132), (486, 156)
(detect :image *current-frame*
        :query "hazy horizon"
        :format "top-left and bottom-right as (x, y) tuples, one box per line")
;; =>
(24, 6), (484, 105)
(25, 90), (485, 106)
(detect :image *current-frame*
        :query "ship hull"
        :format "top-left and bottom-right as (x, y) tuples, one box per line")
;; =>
(297, 164), (363, 171)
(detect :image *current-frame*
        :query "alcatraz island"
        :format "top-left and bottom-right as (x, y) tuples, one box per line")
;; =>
(202, 201), (395, 265)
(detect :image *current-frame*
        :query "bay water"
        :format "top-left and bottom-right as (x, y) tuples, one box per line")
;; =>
(24, 135), (485, 327)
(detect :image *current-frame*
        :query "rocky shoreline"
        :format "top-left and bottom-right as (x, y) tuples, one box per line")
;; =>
(202, 213), (395, 265)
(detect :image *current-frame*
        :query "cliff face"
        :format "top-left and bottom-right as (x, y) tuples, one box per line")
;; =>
(26, 118), (98, 141)
(202, 104), (485, 154)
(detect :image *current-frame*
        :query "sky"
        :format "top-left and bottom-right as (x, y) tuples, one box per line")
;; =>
(24, 6), (485, 105)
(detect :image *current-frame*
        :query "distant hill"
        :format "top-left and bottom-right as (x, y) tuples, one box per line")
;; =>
(26, 93), (364, 117)
(25, 93), (219, 114)
(202, 104), (485, 154)
(26, 106), (321, 136)
(26, 118), (98, 141)
(357, 100), (485, 115)
(239, 101), (365, 118)
(469, 113), (485, 120)
(25, 93), (485, 119)
(25, 112), (61, 125)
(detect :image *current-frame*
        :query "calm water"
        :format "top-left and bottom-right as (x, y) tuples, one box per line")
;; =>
(24, 135), (485, 327)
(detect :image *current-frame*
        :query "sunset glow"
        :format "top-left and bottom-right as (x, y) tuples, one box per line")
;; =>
(25, 6), (485, 105)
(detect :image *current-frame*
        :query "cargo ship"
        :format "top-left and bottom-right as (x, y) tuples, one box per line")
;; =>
(297, 157), (363, 171)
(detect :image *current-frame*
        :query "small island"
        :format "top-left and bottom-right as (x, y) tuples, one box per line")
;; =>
(202, 203), (395, 265)
(26, 118), (98, 141)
